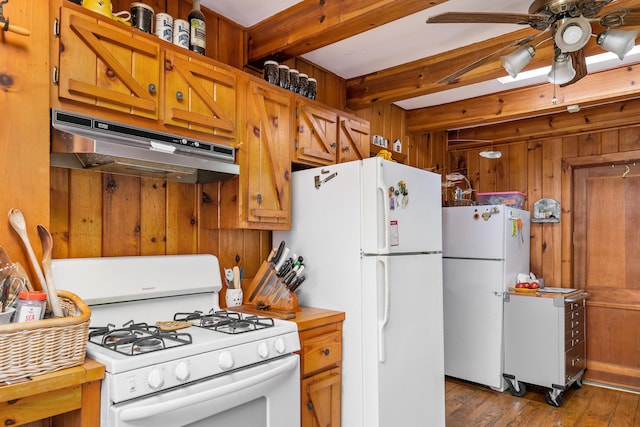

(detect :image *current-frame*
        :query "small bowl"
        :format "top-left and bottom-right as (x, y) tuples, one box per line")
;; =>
(0, 307), (16, 324)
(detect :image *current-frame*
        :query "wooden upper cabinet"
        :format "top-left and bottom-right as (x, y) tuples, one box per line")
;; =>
(56, 5), (160, 120)
(294, 99), (339, 167)
(338, 114), (370, 163)
(220, 76), (292, 230)
(163, 50), (236, 140)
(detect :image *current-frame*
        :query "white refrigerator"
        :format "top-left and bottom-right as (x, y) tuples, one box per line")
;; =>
(442, 205), (530, 391)
(274, 157), (445, 427)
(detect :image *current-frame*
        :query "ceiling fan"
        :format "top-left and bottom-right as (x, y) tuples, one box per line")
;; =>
(427, 0), (640, 86)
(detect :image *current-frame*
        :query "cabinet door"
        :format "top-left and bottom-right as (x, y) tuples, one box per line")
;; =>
(338, 115), (370, 163)
(294, 100), (338, 166)
(301, 368), (342, 427)
(57, 6), (160, 119)
(243, 81), (292, 228)
(164, 50), (236, 140)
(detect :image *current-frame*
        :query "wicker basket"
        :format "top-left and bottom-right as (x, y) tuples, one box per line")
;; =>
(0, 290), (90, 381)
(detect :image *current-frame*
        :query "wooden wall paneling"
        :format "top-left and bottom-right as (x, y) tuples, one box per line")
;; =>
(140, 178), (168, 255)
(578, 133), (603, 157)
(478, 152), (498, 193)
(560, 142), (576, 287)
(507, 143), (528, 195)
(619, 126), (640, 153)
(165, 182), (198, 254)
(68, 170), (103, 258)
(50, 168), (70, 260)
(102, 174), (142, 256)
(601, 130), (620, 154)
(217, 19), (244, 69)
(1, 0), (50, 273)
(540, 138), (563, 286)
(526, 141), (543, 279)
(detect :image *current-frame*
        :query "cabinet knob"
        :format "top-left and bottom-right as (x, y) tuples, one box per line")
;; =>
(256, 193), (262, 203)
(307, 402), (314, 410)
(176, 91), (184, 101)
(342, 146), (350, 152)
(323, 348), (330, 356)
(148, 83), (157, 94)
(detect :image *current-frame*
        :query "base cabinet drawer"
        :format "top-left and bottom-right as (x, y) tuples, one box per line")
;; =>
(294, 308), (345, 427)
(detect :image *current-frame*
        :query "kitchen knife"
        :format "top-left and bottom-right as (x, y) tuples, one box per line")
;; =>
(290, 275), (306, 292)
(266, 248), (277, 263)
(274, 247), (289, 271)
(271, 241), (286, 266)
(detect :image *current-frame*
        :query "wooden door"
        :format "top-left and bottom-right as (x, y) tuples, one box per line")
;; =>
(301, 368), (342, 427)
(163, 50), (236, 140)
(338, 116), (370, 163)
(241, 80), (292, 229)
(57, 5), (160, 119)
(573, 162), (640, 390)
(294, 100), (338, 166)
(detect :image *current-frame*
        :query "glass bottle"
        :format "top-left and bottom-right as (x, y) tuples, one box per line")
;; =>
(189, 0), (206, 55)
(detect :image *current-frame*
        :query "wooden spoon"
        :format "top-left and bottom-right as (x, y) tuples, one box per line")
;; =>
(8, 209), (48, 296)
(37, 225), (64, 318)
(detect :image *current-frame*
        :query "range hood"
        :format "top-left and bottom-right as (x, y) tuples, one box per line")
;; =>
(50, 109), (239, 184)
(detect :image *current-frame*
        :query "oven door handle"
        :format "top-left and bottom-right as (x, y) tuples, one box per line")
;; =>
(119, 356), (299, 422)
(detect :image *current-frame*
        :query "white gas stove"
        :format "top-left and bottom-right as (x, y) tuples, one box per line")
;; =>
(51, 255), (300, 427)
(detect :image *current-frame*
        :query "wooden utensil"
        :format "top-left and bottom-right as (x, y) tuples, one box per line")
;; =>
(37, 225), (64, 318)
(8, 209), (48, 295)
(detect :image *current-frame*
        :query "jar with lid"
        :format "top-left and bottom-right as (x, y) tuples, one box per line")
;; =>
(15, 291), (47, 322)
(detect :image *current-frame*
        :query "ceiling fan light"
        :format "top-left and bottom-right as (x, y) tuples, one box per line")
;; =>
(597, 29), (640, 60)
(500, 45), (536, 78)
(554, 17), (592, 52)
(547, 53), (576, 85)
(479, 150), (502, 159)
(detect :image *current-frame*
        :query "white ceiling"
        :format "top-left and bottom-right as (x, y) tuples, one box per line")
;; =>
(201, 0), (640, 110)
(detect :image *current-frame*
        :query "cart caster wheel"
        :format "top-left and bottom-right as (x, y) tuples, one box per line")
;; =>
(573, 378), (583, 389)
(545, 390), (564, 407)
(507, 380), (527, 397)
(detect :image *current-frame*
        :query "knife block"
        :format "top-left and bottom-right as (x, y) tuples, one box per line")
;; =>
(240, 261), (298, 319)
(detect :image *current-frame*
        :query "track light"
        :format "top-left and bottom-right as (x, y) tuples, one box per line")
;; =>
(500, 45), (536, 78)
(597, 29), (640, 60)
(547, 53), (576, 85)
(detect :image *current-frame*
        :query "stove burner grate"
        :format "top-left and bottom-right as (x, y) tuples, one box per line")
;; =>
(89, 321), (192, 356)
(175, 310), (275, 334)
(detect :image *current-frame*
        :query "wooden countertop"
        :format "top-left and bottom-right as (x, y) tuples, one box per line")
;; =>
(234, 304), (345, 330)
(0, 358), (104, 426)
(508, 289), (586, 299)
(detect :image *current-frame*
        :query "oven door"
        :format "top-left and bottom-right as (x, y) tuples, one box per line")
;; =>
(108, 354), (300, 427)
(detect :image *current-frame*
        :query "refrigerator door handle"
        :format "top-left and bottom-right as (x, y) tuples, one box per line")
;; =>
(377, 166), (390, 252)
(378, 257), (390, 363)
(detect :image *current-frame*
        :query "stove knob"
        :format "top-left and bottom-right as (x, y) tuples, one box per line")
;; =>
(175, 361), (190, 382)
(258, 342), (270, 359)
(275, 337), (286, 354)
(218, 351), (234, 370)
(147, 368), (164, 390)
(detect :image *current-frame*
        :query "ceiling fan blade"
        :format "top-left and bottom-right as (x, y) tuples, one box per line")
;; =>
(437, 35), (540, 84)
(600, 8), (640, 27)
(426, 12), (551, 29)
(560, 50), (588, 87)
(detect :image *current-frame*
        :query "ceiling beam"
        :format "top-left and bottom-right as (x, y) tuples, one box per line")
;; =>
(246, 0), (447, 68)
(405, 63), (640, 133)
(344, 0), (640, 110)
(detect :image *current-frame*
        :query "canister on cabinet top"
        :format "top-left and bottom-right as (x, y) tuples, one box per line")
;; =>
(173, 19), (190, 49)
(155, 13), (173, 42)
(15, 291), (47, 322)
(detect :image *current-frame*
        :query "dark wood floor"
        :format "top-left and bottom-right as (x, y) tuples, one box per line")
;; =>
(446, 377), (640, 426)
